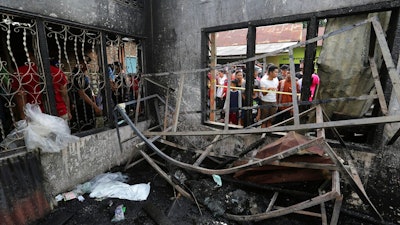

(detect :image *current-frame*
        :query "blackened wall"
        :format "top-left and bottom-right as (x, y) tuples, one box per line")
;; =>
(0, 0), (146, 36)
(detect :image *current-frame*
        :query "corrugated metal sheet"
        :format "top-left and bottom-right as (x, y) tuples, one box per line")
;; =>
(0, 151), (51, 225)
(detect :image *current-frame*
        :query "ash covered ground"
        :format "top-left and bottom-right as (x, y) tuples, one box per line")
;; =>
(31, 147), (399, 225)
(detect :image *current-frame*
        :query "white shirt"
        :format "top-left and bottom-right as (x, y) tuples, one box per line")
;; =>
(216, 74), (227, 98)
(260, 76), (279, 102)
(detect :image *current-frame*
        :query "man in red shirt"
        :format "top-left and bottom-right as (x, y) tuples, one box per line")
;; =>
(12, 52), (71, 121)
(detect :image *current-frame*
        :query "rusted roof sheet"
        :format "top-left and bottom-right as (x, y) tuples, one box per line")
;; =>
(233, 132), (333, 184)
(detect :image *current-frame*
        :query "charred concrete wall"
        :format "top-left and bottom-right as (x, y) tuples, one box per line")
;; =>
(40, 121), (150, 196)
(148, 0), (397, 126)
(0, 0), (146, 36)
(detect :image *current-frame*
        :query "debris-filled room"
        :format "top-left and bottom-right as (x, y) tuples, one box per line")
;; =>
(1, 0), (400, 224)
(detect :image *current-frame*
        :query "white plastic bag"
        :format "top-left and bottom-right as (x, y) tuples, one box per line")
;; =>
(22, 103), (79, 152)
(89, 181), (151, 201)
(76, 172), (151, 201)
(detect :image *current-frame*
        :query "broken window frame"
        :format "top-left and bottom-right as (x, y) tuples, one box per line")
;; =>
(200, 1), (400, 141)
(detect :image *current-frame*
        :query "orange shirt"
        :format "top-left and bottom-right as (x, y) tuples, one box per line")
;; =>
(277, 79), (300, 111)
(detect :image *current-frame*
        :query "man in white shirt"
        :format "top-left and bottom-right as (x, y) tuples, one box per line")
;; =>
(259, 65), (279, 127)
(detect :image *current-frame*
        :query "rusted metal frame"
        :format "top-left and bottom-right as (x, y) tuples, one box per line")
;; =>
(118, 104), (326, 175)
(193, 135), (220, 166)
(140, 150), (193, 200)
(225, 191), (339, 221)
(172, 74), (185, 132)
(369, 57), (389, 115)
(144, 114), (400, 137)
(289, 48), (300, 125)
(319, 141), (383, 221)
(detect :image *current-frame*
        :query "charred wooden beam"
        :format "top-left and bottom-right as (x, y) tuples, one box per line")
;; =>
(144, 114), (400, 136)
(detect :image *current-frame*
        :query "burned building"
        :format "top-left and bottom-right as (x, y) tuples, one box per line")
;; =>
(0, 0), (400, 224)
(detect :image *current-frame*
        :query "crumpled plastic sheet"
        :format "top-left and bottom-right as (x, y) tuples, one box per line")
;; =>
(76, 172), (151, 201)
(1, 103), (79, 152)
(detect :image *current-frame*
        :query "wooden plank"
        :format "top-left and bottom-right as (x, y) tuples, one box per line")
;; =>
(369, 57), (388, 115)
(265, 161), (338, 171)
(289, 48), (300, 126)
(210, 33), (217, 121)
(266, 192), (279, 213)
(225, 191), (338, 221)
(134, 79), (143, 124)
(143, 114), (400, 136)
(274, 206), (322, 218)
(330, 195), (343, 225)
(371, 17), (400, 104)
(172, 74), (185, 132)
(193, 135), (220, 166)
(224, 70), (232, 130)
(140, 150), (193, 200)
(316, 105), (325, 138)
(320, 141), (383, 220)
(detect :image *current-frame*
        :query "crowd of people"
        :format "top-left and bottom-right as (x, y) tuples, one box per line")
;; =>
(209, 62), (320, 128)
(10, 50), (139, 133)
